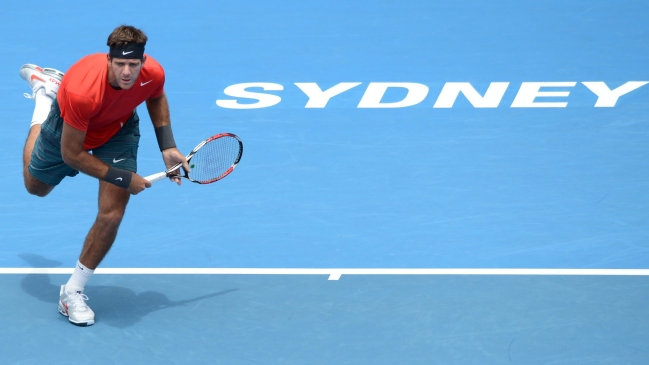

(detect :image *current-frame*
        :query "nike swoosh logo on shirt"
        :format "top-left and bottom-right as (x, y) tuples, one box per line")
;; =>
(141, 80), (153, 86)
(113, 158), (126, 163)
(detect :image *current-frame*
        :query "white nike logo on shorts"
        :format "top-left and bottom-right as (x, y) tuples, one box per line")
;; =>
(113, 158), (126, 163)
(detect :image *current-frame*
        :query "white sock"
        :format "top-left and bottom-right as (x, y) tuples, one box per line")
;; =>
(66, 261), (95, 292)
(30, 89), (53, 127)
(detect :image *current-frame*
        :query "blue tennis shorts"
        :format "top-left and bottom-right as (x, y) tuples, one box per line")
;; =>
(28, 100), (140, 186)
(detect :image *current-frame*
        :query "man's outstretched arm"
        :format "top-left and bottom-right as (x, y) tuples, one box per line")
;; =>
(60, 122), (151, 194)
(145, 92), (190, 184)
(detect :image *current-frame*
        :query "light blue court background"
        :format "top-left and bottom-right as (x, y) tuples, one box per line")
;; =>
(0, 1), (648, 363)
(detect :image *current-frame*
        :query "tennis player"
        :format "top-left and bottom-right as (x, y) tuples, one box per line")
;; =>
(20, 25), (189, 326)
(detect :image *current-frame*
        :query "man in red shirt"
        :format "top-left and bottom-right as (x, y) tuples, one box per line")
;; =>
(20, 25), (189, 326)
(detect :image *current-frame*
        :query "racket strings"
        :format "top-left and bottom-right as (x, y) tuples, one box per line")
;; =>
(188, 136), (241, 183)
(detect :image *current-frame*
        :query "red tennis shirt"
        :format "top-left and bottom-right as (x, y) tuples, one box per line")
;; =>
(57, 53), (165, 150)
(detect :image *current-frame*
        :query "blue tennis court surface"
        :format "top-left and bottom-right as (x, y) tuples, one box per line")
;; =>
(1, 0), (649, 363)
(4, 270), (649, 364)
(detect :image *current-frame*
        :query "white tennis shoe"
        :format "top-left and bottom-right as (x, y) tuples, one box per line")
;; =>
(19, 64), (64, 99)
(58, 285), (95, 326)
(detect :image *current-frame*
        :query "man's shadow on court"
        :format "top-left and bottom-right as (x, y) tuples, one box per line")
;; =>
(19, 253), (237, 328)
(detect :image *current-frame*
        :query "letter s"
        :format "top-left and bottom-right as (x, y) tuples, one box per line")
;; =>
(216, 83), (283, 109)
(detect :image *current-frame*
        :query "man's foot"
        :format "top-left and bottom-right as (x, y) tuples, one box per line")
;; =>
(58, 285), (95, 326)
(19, 64), (64, 99)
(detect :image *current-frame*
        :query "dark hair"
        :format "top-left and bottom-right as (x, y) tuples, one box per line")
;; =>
(106, 25), (148, 47)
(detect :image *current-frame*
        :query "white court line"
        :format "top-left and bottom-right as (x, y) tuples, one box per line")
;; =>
(1, 268), (649, 280)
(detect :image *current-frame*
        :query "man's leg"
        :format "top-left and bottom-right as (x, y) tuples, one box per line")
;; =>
(20, 64), (65, 197)
(79, 181), (131, 270)
(77, 111), (140, 271)
(59, 181), (130, 326)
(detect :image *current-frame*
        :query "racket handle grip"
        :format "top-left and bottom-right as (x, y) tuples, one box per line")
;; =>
(144, 172), (168, 183)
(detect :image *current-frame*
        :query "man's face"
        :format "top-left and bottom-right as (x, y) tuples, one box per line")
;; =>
(107, 56), (145, 90)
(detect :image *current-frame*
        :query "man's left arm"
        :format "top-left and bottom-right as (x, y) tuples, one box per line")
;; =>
(146, 92), (190, 184)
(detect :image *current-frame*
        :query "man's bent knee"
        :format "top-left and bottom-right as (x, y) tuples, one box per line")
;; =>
(24, 174), (54, 197)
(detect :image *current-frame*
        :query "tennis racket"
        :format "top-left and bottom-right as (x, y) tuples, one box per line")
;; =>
(144, 133), (243, 184)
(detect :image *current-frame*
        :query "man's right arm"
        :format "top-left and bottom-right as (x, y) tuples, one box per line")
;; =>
(60, 122), (151, 194)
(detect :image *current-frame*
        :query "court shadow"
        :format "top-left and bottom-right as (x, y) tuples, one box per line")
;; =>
(18, 253), (238, 328)
(88, 286), (238, 328)
(18, 253), (63, 304)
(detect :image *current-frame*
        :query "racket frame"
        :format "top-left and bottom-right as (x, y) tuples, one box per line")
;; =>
(144, 133), (243, 184)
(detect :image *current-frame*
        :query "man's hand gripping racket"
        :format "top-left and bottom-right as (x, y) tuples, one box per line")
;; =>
(145, 133), (243, 184)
